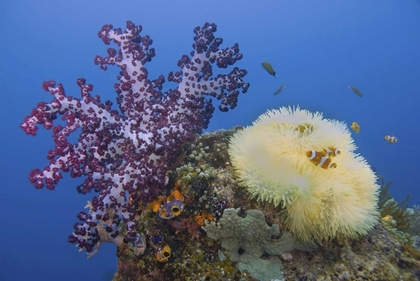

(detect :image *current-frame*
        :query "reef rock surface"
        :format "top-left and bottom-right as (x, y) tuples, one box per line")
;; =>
(111, 129), (420, 281)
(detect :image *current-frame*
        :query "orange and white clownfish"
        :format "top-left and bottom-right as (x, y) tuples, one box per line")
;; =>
(323, 146), (341, 157)
(385, 135), (397, 144)
(306, 150), (337, 169)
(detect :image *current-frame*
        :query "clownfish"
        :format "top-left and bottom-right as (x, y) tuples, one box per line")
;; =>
(323, 146), (341, 157)
(306, 150), (337, 169)
(351, 122), (360, 133)
(385, 135), (397, 143)
(295, 123), (314, 134)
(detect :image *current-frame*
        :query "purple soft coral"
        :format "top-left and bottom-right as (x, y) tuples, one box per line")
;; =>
(20, 21), (249, 254)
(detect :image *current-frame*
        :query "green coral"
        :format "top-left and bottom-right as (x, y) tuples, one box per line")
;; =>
(203, 208), (316, 281)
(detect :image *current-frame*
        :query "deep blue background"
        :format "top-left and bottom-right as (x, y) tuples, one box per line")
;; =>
(1, 0), (419, 280)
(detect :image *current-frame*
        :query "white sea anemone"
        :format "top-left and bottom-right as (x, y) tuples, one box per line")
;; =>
(228, 106), (379, 241)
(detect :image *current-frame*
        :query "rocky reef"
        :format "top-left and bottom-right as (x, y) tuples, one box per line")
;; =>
(111, 128), (420, 281)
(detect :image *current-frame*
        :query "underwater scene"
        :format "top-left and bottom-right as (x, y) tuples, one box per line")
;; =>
(1, 0), (420, 280)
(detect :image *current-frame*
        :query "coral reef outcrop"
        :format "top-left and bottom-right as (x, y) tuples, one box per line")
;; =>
(110, 129), (420, 281)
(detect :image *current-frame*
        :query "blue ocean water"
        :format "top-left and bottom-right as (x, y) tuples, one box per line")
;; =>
(0, 0), (419, 280)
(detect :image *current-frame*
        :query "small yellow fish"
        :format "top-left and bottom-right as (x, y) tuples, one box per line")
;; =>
(351, 121), (360, 133)
(262, 62), (277, 77)
(274, 85), (286, 95)
(349, 86), (363, 97)
(385, 135), (397, 143)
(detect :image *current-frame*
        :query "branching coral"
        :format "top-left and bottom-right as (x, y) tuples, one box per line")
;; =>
(228, 106), (379, 241)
